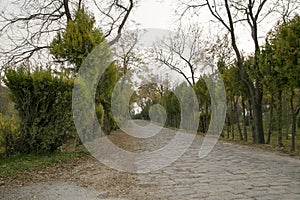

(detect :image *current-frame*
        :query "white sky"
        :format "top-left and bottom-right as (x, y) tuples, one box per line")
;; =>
(131, 0), (176, 30)
(0, 0), (281, 56)
(0, 0), (295, 68)
(130, 0), (251, 54)
(129, 0), (288, 55)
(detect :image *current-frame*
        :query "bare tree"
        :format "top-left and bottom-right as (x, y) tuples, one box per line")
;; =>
(113, 29), (146, 93)
(114, 30), (144, 75)
(179, 0), (299, 144)
(152, 25), (206, 87)
(0, 0), (135, 66)
(273, 0), (300, 23)
(153, 24), (232, 88)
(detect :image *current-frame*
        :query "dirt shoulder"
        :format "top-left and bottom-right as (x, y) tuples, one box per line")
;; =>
(0, 130), (157, 200)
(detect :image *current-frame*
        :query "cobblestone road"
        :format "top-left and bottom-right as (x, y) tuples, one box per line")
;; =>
(2, 120), (300, 200)
(133, 121), (300, 200)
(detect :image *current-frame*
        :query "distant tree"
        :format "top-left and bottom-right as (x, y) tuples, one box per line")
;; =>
(179, 0), (299, 144)
(152, 25), (207, 87)
(260, 41), (277, 144)
(268, 15), (300, 151)
(96, 62), (119, 133)
(193, 77), (210, 133)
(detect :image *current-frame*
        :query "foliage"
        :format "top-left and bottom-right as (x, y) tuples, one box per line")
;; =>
(160, 91), (181, 128)
(0, 148), (88, 176)
(0, 86), (16, 116)
(95, 103), (104, 126)
(50, 7), (104, 73)
(96, 63), (119, 133)
(0, 114), (19, 155)
(50, 6), (119, 134)
(269, 15), (300, 90)
(193, 77), (210, 132)
(4, 67), (76, 154)
(259, 15), (300, 150)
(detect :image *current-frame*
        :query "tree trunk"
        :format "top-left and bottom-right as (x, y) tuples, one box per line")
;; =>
(230, 98), (235, 141)
(241, 77), (265, 144)
(205, 104), (209, 133)
(251, 87), (265, 144)
(290, 90), (297, 152)
(285, 95), (290, 140)
(277, 90), (284, 148)
(248, 99), (255, 144)
(291, 113), (296, 152)
(242, 100), (248, 142)
(231, 123), (235, 141)
(234, 97), (243, 141)
(286, 121), (289, 140)
(226, 113), (230, 138)
(267, 95), (274, 144)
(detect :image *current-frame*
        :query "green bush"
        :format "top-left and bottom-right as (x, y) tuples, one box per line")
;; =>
(95, 103), (104, 126)
(0, 114), (19, 156)
(161, 92), (181, 128)
(95, 63), (119, 134)
(4, 67), (76, 154)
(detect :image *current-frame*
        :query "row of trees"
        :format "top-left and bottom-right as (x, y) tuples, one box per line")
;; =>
(219, 14), (300, 151)
(178, 0), (299, 146)
(137, 13), (300, 152)
(0, 0), (299, 155)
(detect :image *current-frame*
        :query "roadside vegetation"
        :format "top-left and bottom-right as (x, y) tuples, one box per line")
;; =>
(0, 0), (299, 176)
(0, 149), (88, 177)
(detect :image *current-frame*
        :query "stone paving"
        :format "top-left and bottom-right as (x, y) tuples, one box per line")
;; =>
(1, 120), (300, 199)
(133, 121), (300, 200)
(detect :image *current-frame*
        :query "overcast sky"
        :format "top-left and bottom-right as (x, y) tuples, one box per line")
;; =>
(131, 0), (176, 29)
(130, 0), (253, 54)
(0, 0), (281, 55)
(129, 0), (290, 55)
(0, 0), (295, 70)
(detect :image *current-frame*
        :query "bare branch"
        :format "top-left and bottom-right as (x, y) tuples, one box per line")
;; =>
(152, 25), (214, 87)
(0, 0), (136, 65)
(63, 0), (72, 21)
(92, 0), (135, 46)
(0, 0), (69, 65)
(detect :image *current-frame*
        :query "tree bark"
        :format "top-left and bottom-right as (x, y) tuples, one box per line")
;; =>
(63, 0), (72, 22)
(267, 95), (274, 144)
(290, 90), (297, 152)
(291, 112), (296, 152)
(205, 104), (209, 133)
(285, 95), (290, 140)
(242, 100), (248, 142)
(250, 87), (265, 144)
(248, 99), (255, 144)
(230, 98), (235, 141)
(277, 90), (284, 148)
(226, 113), (230, 139)
(234, 97), (243, 140)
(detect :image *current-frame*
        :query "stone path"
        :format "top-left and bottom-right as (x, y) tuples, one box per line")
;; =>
(134, 120), (300, 199)
(1, 181), (123, 200)
(2, 120), (300, 199)
(138, 138), (300, 199)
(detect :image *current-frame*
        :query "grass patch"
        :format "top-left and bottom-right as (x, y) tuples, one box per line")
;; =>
(0, 146), (89, 176)
(221, 125), (300, 158)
